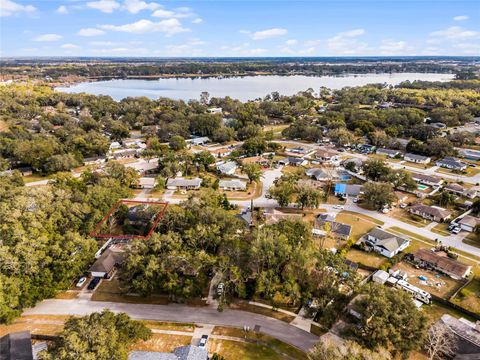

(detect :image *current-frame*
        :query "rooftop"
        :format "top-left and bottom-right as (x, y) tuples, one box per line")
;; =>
(414, 249), (471, 278)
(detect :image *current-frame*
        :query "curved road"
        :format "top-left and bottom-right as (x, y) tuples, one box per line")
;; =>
(24, 299), (319, 351)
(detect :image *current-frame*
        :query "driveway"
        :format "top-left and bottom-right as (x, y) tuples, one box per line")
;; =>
(23, 299), (319, 351)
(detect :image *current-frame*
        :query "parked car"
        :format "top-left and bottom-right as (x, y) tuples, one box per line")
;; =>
(451, 227), (461, 234)
(217, 282), (224, 296)
(76, 277), (87, 288)
(399, 203), (407, 209)
(87, 277), (101, 290)
(333, 205), (344, 210)
(198, 335), (208, 348)
(353, 197), (358, 203)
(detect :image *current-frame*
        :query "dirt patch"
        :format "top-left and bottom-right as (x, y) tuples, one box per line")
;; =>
(392, 262), (464, 299)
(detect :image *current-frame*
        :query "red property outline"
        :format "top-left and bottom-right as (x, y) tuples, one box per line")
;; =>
(90, 199), (168, 240)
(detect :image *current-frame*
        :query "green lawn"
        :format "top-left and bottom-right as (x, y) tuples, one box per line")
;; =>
(451, 278), (480, 315)
(208, 339), (287, 360)
(463, 232), (480, 249)
(431, 222), (450, 236)
(338, 210), (384, 226)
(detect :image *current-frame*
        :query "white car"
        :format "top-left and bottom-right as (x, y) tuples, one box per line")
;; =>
(198, 335), (208, 348)
(217, 282), (224, 296)
(451, 227), (461, 234)
(333, 205), (344, 210)
(76, 277), (87, 288)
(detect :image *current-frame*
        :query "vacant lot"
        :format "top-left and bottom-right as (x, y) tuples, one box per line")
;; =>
(211, 326), (305, 360)
(91, 278), (170, 305)
(0, 315), (68, 337)
(345, 248), (387, 269)
(336, 212), (378, 241)
(392, 262), (464, 299)
(131, 333), (192, 353)
(229, 301), (295, 323)
(451, 277), (480, 314)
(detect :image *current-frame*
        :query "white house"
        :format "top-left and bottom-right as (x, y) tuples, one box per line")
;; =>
(404, 153), (431, 164)
(365, 228), (410, 258)
(436, 157), (467, 171)
(458, 215), (480, 233)
(166, 177), (202, 190)
(219, 179), (247, 191)
(217, 161), (238, 175)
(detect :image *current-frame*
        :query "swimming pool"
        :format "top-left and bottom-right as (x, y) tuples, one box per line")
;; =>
(417, 184), (429, 191)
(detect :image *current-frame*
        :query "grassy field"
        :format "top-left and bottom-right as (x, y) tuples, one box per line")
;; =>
(335, 212), (378, 241)
(229, 301), (295, 323)
(436, 166), (480, 177)
(223, 180), (263, 200)
(431, 222), (450, 236)
(451, 278), (480, 314)
(141, 320), (195, 332)
(208, 339), (287, 360)
(211, 326), (306, 360)
(131, 333), (192, 353)
(22, 174), (52, 183)
(91, 278), (170, 305)
(345, 248), (388, 268)
(338, 210), (384, 226)
(0, 315), (69, 337)
(463, 232), (480, 249)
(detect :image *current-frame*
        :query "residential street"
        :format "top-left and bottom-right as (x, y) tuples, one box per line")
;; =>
(23, 299), (319, 352)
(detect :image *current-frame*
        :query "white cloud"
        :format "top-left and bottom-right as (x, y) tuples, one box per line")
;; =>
(430, 26), (479, 40)
(87, 0), (120, 13)
(327, 28), (367, 54)
(250, 28), (288, 40)
(285, 39), (297, 46)
(89, 47), (148, 55)
(122, 0), (159, 14)
(151, 9), (174, 18)
(192, 18), (203, 24)
(152, 6), (194, 19)
(0, 0), (36, 17)
(33, 33), (62, 42)
(453, 15), (468, 21)
(101, 18), (189, 36)
(78, 28), (105, 36)
(61, 43), (80, 49)
(89, 41), (116, 46)
(56, 5), (68, 14)
(379, 39), (409, 55)
(455, 43), (480, 55)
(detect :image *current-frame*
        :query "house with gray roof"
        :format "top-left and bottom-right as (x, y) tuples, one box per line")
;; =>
(404, 153), (431, 164)
(88, 248), (125, 279)
(365, 228), (410, 258)
(314, 213), (352, 240)
(412, 173), (443, 187)
(129, 345), (208, 360)
(217, 161), (238, 175)
(458, 215), (480, 233)
(410, 204), (452, 222)
(305, 168), (337, 181)
(166, 178), (202, 190)
(436, 157), (468, 171)
(0, 331), (33, 360)
(187, 137), (210, 146)
(444, 183), (465, 196)
(219, 179), (247, 191)
(435, 314), (480, 359)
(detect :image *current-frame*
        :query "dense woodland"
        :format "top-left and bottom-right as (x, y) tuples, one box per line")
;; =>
(1, 79), (480, 175)
(2, 58), (478, 80)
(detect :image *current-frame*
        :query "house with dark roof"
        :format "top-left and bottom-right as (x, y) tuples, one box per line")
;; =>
(435, 314), (480, 359)
(0, 331), (33, 360)
(88, 248), (125, 279)
(436, 157), (468, 171)
(341, 158), (363, 173)
(315, 149), (339, 163)
(410, 204), (452, 222)
(365, 228), (410, 258)
(458, 215), (480, 233)
(458, 148), (480, 161)
(444, 183), (466, 196)
(414, 249), (472, 279)
(404, 153), (431, 164)
(412, 173), (443, 187)
(313, 213), (352, 240)
(285, 157), (308, 167)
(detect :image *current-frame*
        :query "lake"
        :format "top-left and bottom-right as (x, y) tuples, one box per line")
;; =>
(57, 73), (455, 102)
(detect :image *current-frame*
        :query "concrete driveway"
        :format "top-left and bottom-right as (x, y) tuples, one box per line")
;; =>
(23, 299), (319, 352)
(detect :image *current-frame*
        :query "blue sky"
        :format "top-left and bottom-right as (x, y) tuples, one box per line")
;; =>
(1, 0), (479, 57)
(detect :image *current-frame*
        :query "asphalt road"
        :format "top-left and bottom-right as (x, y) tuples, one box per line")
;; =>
(24, 299), (319, 351)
